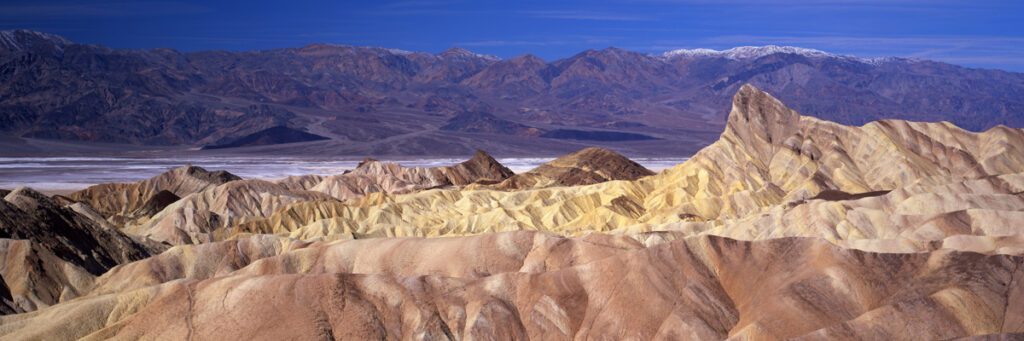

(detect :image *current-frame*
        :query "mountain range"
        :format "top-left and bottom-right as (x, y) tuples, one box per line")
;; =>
(2, 29), (1024, 156)
(3, 85), (1024, 339)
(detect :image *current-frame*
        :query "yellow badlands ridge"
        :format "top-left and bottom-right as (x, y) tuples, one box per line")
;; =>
(3, 84), (1024, 340)
(233, 84), (1024, 251)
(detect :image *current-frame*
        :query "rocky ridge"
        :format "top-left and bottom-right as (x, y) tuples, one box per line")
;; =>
(63, 165), (241, 225)
(227, 85), (1024, 246)
(485, 147), (655, 190)
(0, 232), (1021, 340)
(1, 85), (1024, 339)
(4, 30), (1024, 156)
(0, 187), (160, 313)
(312, 149), (514, 200)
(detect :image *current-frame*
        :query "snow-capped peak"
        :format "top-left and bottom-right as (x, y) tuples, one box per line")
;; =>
(659, 45), (921, 66)
(662, 45), (835, 60)
(439, 47), (501, 61)
(0, 29), (74, 52)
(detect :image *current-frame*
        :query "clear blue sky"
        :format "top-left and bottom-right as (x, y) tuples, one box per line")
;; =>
(2, 0), (1022, 71)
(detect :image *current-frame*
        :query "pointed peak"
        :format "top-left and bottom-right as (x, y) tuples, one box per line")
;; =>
(4, 186), (61, 213)
(498, 54), (548, 68)
(6, 186), (48, 200)
(726, 84), (801, 148)
(464, 149), (499, 165)
(597, 47), (636, 56)
(461, 150), (514, 178)
(441, 46), (471, 54)
(356, 158), (379, 169)
(467, 149), (500, 163)
(170, 165), (241, 184)
(550, 147), (650, 174)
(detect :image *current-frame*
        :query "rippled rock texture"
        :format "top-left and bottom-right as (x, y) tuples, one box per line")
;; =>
(2, 85), (1024, 340)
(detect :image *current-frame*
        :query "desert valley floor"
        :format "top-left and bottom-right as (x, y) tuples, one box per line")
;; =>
(2, 85), (1024, 340)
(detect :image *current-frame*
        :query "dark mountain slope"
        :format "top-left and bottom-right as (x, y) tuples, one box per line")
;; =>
(3, 31), (1024, 155)
(202, 126), (328, 149)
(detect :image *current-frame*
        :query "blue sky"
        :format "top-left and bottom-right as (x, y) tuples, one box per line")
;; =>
(2, 0), (1023, 71)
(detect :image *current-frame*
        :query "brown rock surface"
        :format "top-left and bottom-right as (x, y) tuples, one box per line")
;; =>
(0, 233), (1021, 340)
(228, 85), (1024, 245)
(311, 149), (513, 200)
(0, 187), (160, 313)
(487, 147), (655, 190)
(4, 85), (1024, 340)
(127, 179), (336, 245)
(64, 165), (240, 225)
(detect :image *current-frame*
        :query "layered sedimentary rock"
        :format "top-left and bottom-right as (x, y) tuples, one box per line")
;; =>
(486, 147), (654, 190)
(0, 188), (159, 313)
(311, 150), (513, 200)
(3, 85), (1024, 340)
(128, 179), (336, 245)
(230, 84), (1024, 246)
(1, 232), (1021, 340)
(274, 174), (326, 191)
(63, 165), (240, 225)
(99, 151), (513, 246)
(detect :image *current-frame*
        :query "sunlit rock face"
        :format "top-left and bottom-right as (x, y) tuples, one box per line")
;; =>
(3, 85), (1024, 340)
(227, 84), (1024, 245)
(1, 233), (1022, 340)
(60, 150), (515, 246)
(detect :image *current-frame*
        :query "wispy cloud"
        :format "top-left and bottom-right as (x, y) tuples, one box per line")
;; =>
(521, 10), (657, 21)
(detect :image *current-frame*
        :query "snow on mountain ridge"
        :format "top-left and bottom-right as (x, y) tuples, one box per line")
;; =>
(0, 29), (75, 52)
(660, 45), (925, 66)
(439, 47), (501, 61)
(662, 45), (835, 59)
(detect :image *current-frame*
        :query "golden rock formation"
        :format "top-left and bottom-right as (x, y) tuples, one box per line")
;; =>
(114, 150), (514, 246)
(126, 179), (336, 245)
(3, 85), (1024, 340)
(228, 85), (1024, 251)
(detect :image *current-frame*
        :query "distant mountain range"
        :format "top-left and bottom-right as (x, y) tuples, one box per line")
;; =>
(1, 29), (1023, 156)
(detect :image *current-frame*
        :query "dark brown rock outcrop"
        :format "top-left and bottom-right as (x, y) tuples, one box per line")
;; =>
(491, 147), (654, 189)
(64, 165), (240, 225)
(312, 150), (513, 200)
(0, 187), (162, 313)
